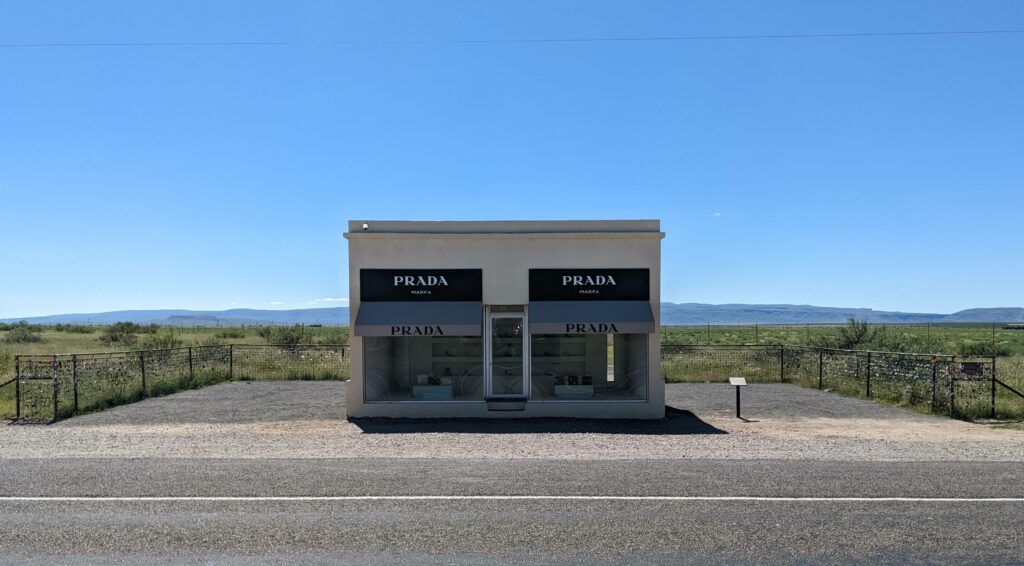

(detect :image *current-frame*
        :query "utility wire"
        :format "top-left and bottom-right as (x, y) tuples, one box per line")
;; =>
(2, 29), (1023, 48)
(453, 29), (1024, 44)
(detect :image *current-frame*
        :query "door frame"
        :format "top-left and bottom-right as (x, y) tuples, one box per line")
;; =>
(484, 309), (530, 398)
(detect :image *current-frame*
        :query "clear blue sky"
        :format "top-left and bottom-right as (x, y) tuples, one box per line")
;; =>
(2, 1), (1022, 318)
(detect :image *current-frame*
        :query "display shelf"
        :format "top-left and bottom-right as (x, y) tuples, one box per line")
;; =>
(412, 385), (454, 401)
(554, 384), (594, 399)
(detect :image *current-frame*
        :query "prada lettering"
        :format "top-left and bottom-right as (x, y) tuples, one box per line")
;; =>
(362, 269), (479, 302)
(562, 275), (617, 286)
(566, 323), (619, 333)
(393, 275), (449, 287)
(390, 325), (445, 336)
(530, 269), (648, 302)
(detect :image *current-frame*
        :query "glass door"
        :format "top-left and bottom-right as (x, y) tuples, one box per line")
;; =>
(486, 312), (527, 397)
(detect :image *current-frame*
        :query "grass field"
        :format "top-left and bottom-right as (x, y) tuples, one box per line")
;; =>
(662, 322), (1024, 356)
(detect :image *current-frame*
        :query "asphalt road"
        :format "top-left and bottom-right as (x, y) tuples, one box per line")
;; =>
(1, 458), (1023, 564)
(3, 382), (1023, 563)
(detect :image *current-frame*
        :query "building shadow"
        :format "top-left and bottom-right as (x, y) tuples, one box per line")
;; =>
(348, 405), (726, 435)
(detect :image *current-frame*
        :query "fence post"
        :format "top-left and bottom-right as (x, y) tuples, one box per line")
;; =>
(779, 345), (785, 383)
(950, 357), (956, 418)
(188, 347), (194, 382)
(140, 352), (147, 398)
(865, 352), (872, 398)
(229, 344), (234, 380)
(15, 356), (20, 420)
(818, 350), (823, 389)
(991, 355), (997, 419)
(52, 355), (59, 422)
(72, 354), (79, 415)
(931, 362), (937, 412)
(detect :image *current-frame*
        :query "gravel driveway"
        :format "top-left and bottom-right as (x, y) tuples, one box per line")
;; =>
(1, 381), (1021, 461)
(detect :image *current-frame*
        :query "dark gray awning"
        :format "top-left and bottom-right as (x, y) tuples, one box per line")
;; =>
(354, 301), (482, 337)
(529, 301), (655, 334)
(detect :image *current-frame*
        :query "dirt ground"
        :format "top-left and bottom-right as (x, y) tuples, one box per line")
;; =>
(1, 382), (1022, 461)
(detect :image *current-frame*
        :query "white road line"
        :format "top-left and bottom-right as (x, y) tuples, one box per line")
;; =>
(0, 496), (1022, 503)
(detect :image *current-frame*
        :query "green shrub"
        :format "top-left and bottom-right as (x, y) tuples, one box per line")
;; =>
(958, 341), (1012, 357)
(810, 318), (871, 350)
(315, 327), (346, 344)
(215, 328), (246, 339)
(3, 325), (43, 344)
(139, 328), (183, 350)
(99, 322), (141, 346)
(0, 347), (13, 376)
(195, 335), (225, 347)
(808, 319), (941, 353)
(258, 324), (308, 347)
(0, 321), (41, 333)
(53, 323), (94, 333)
(865, 326), (941, 354)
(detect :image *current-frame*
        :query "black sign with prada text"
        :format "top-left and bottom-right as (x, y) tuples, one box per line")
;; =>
(360, 269), (482, 302)
(529, 269), (650, 301)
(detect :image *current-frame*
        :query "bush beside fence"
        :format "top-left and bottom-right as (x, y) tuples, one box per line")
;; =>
(8, 344), (348, 422)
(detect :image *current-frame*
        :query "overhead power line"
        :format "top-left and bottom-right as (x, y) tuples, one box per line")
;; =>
(456, 29), (1024, 44)
(2, 29), (1023, 48)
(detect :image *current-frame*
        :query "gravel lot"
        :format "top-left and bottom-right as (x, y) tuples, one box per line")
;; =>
(1, 381), (1021, 462)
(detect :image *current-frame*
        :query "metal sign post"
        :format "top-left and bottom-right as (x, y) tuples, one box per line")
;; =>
(729, 377), (747, 419)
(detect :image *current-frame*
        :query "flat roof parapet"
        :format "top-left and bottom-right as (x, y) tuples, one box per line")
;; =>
(345, 219), (661, 236)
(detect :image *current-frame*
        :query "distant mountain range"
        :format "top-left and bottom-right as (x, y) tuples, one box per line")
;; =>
(658, 304), (1024, 324)
(4, 304), (1024, 326)
(0, 308), (346, 326)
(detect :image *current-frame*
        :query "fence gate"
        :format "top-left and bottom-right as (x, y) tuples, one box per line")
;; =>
(949, 356), (997, 419)
(15, 355), (72, 422)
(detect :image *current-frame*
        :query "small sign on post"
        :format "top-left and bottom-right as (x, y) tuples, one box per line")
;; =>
(729, 377), (748, 419)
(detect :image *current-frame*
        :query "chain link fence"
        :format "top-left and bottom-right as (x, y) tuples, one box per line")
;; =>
(231, 344), (349, 380)
(662, 344), (1020, 420)
(660, 344), (781, 383)
(11, 344), (348, 422)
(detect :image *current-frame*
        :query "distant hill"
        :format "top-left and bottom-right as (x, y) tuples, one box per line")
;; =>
(659, 304), (1024, 324)
(658, 303), (948, 325)
(939, 308), (1024, 323)
(3, 305), (1023, 326)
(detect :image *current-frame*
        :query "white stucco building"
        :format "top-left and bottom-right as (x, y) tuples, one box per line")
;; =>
(344, 220), (664, 419)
